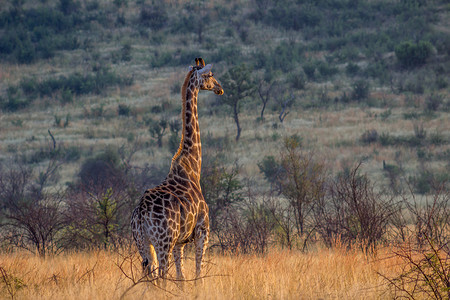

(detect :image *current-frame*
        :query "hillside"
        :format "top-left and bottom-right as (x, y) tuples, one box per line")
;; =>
(1, 1), (448, 185)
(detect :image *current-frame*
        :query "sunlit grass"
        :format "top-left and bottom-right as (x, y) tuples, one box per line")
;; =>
(0, 245), (403, 299)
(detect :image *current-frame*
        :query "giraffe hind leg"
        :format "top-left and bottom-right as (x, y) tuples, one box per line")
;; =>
(194, 224), (209, 280)
(173, 244), (186, 281)
(133, 228), (158, 278)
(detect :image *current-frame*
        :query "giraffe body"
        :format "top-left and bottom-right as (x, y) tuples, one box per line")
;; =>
(131, 58), (223, 281)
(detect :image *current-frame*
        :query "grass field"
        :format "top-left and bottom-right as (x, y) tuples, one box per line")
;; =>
(0, 245), (402, 300)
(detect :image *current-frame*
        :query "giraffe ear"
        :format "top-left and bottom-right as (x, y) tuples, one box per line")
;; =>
(188, 66), (193, 71)
(198, 64), (212, 75)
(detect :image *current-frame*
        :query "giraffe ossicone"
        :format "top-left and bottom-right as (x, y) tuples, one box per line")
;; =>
(131, 58), (223, 282)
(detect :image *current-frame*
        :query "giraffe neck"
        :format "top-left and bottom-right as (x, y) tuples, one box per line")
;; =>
(170, 70), (202, 183)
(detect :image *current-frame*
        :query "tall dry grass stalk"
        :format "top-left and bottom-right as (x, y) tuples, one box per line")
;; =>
(0, 245), (401, 300)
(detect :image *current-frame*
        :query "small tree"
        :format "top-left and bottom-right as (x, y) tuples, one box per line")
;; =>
(315, 163), (396, 251)
(168, 119), (181, 154)
(258, 155), (285, 193)
(201, 157), (243, 233)
(352, 79), (370, 101)
(276, 92), (295, 123)
(279, 136), (327, 238)
(148, 119), (167, 148)
(0, 161), (65, 257)
(220, 64), (255, 141)
(381, 186), (450, 299)
(257, 78), (276, 121)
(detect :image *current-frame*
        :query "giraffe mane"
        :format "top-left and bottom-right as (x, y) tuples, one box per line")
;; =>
(172, 68), (194, 162)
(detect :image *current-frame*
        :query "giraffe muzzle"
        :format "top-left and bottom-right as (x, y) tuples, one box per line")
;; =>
(214, 88), (224, 95)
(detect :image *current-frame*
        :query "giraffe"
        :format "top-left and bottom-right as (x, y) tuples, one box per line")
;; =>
(131, 58), (223, 282)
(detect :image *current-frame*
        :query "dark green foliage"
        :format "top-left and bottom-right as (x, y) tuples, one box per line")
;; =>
(0, 6), (80, 63)
(148, 119), (168, 148)
(220, 64), (256, 141)
(78, 148), (122, 188)
(411, 169), (433, 194)
(425, 93), (444, 112)
(64, 146), (81, 162)
(59, 0), (79, 15)
(149, 51), (173, 68)
(316, 61), (339, 79)
(2, 69), (132, 111)
(21, 69), (133, 97)
(60, 89), (73, 104)
(118, 104), (131, 116)
(139, 3), (167, 30)
(288, 72), (306, 90)
(264, 1), (321, 30)
(395, 41), (433, 68)
(303, 62), (316, 81)
(0, 86), (29, 111)
(211, 45), (242, 64)
(346, 62), (360, 77)
(352, 79), (370, 101)
(266, 41), (305, 72)
(258, 156), (284, 192)
(120, 43), (132, 62)
(201, 156), (243, 232)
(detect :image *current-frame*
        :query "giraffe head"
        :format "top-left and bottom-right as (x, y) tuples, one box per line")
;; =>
(191, 58), (224, 95)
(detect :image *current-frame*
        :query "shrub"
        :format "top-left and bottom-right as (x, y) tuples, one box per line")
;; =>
(1, 86), (29, 111)
(140, 4), (167, 30)
(317, 61), (339, 79)
(120, 43), (132, 62)
(258, 156), (284, 193)
(379, 132), (395, 146)
(395, 41), (433, 68)
(78, 148), (122, 188)
(425, 93), (444, 111)
(288, 72), (306, 90)
(303, 62), (316, 80)
(59, 0), (79, 15)
(315, 163), (395, 251)
(118, 103), (131, 116)
(412, 169), (433, 194)
(345, 62), (360, 76)
(352, 79), (370, 101)
(360, 129), (378, 144)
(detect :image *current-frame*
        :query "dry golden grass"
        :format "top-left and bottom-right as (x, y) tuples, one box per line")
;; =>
(0, 246), (404, 300)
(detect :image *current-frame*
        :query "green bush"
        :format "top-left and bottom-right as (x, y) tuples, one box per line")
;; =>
(1, 86), (30, 111)
(395, 41), (433, 68)
(118, 103), (131, 116)
(379, 132), (395, 146)
(361, 129), (378, 144)
(140, 4), (167, 30)
(288, 72), (306, 90)
(352, 79), (370, 101)
(303, 62), (316, 80)
(346, 62), (360, 77)
(317, 61), (339, 79)
(120, 43), (132, 61)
